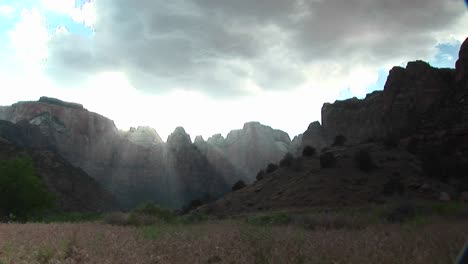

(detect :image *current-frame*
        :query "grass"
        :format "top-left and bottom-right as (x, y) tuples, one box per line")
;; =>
(0, 203), (466, 264)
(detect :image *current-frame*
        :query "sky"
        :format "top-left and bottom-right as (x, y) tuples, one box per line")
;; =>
(0, 0), (467, 141)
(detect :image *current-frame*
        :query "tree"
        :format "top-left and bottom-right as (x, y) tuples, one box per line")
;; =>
(0, 158), (55, 220)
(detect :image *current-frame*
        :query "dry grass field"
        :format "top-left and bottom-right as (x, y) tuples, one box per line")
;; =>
(0, 216), (466, 264)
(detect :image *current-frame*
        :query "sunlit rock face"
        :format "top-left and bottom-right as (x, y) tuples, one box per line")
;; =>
(0, 98), (229, 209)
(166, 128), (229, 206)
(207, 122), (293, 182)
(194, 135), (249, 187)
(120, 126), (163, 147)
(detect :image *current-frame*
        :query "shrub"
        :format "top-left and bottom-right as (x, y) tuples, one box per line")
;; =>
(332, 135), (346, 146)
(385, 203), (416, 223)
(320, 152), (336, 168)
(104, 212), (129, 226)
(128, 202), (176, 225)
(383, 134), (399, 149)
(246, 212), (291, 226)
(232, 180), (246, 191)
(302, 146), (316, 157)
(279, 153), (294, 167)
(181, 199), (203, 214)
(265, 163), (278, 174)
(256, 170), (265, 181)
(406, 137), (419, 154)
(354, 150), (376, 172)
(0, 158), (55, 221)
(383, 177), (405, 196)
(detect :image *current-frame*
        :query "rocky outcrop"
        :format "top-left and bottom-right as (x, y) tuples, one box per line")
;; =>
(165, 128), (229, 206)
(194, 136), (249, 186)
(206, 122), (293, 181)
(321, 60), (456, 144)
(120, 126), (163, 146)
(0, 121), (117, 213)
(300, 121), (327, 152)
(0, 98), (231, 209)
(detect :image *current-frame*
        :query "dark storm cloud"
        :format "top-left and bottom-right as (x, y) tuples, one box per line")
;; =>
(45, 0), (467, 96)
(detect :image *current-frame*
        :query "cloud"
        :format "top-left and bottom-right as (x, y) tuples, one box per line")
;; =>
(29, 0), (468, 98)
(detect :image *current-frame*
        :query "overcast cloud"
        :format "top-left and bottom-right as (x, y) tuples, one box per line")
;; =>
(44, 0), (468, 97)
(0, 0), (467, 139)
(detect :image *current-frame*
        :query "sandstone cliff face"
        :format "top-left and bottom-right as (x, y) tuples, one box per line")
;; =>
(194, 136), (249, 187)
(299, 121), (327, 152)
(206, 122), (293, 182)
(119, 126), (163, 146)
(321, 60), (456, 144)
(0, 99), (229, 209)
(165, 128), (229, 206)
(0, 121), (117, 212)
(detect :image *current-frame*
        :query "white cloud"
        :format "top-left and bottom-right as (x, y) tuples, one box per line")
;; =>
(40, 0), (75, 14)
(0, 5), (15, 16)
(70, 1), (96, 28)
(7, 9), (49, 72)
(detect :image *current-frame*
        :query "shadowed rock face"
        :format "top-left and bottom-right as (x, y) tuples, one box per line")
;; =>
(0, 100), (229, 209)
(0, 121), (117, 213)
(321, 60), (457, 145)
(206, 122), (293, 182)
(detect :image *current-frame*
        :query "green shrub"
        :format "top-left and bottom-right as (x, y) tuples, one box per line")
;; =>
(332, 135), (346, 146)
(246, 212), (291, 226)
(128, 202), (176, 225)
(354, 150), (376, 172)
(302, 146), (316, 157)
(320, 152), (336, 168)
(0, 158), (55, 221)
(265, 163), (278, 173)
(279, 153), (294, 167)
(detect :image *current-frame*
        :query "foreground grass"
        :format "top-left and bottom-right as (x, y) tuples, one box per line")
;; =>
(0, 218), (466, 264)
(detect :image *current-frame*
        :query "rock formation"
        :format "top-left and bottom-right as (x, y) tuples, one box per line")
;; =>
(0, 121), (117, 212)
(205, 122), (293, 182)
(0, 99), (230, 209)
(320, 58), (459, 144)
(119, 126), (163, 146)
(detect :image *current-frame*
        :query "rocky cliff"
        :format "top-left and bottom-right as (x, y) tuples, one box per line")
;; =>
(320, 43), (464, 145)
(206, 122), (293, 182)
(0, 99), (229, 209)
(119, 126), (163, 147)
(0, 121), (117, 212)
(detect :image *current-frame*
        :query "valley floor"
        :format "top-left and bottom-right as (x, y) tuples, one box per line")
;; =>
(0, 216), (466, 264)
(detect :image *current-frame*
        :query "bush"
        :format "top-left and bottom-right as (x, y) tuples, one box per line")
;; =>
(383, 177), (405, 196)
(279, 153), (294, 167)
(332, 135), (346, 146)
(104, 212), (129, 226)
(354, 150), (376, 172)
(128, 202), (176, 225)
(406, 137), (419, 154)
(265, 163), (278, 173)
(232, 180), (246, 191)
(383, 134), (399, 149)
(302, 146), (316, 157)
(256, 170), (265, 181)
(0, 158), (55, 221)
(385, 203), (416, 223)
(320, 152), (336, 168)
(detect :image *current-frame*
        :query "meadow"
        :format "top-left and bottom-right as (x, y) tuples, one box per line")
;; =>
(0, 204), (467, 264)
